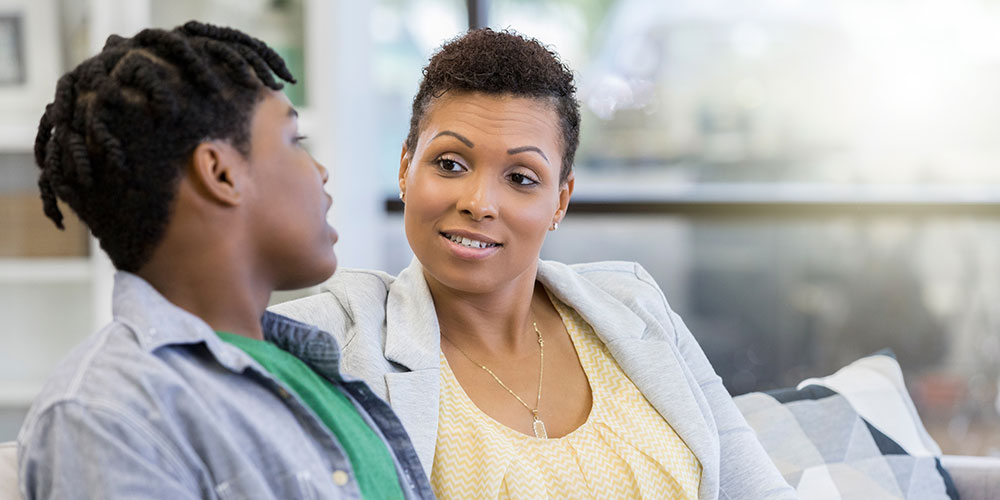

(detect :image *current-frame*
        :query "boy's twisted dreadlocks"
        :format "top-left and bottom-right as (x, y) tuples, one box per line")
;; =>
(35, 21), (295, 272)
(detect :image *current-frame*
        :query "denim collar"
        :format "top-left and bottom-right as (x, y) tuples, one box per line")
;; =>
(111, 271), (343, 376)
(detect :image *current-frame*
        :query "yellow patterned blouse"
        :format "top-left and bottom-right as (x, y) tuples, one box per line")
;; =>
(431, 298), (702, 499)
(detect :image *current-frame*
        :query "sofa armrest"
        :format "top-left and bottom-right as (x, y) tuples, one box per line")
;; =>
(940, 454), (1000, 500)
(0, 441), (20, 500)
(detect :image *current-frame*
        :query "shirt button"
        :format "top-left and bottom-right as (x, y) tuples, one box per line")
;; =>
(331, 470), (349, 486)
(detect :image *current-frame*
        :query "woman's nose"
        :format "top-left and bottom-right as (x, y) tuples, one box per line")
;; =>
(457, 175), (498, 221)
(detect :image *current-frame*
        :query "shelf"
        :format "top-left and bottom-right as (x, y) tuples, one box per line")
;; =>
(0, 121), (37, 153)
(569, 179), (1000, 205)
(0, 382), (42, 408)
(0, 258), (92, 284)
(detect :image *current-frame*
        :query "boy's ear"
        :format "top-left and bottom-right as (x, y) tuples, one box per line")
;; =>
(188, 141), (246, 206)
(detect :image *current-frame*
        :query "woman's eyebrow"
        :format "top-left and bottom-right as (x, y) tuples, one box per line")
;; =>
(431, 130), (474, 148)
(508, 145), (549, 163)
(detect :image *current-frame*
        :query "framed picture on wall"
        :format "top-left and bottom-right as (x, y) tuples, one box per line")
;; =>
(0, 0), (60, 145)
(0, 15), (25, 85)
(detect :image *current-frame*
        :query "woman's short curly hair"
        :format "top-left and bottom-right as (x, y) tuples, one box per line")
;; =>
(405, 28), (580, 183)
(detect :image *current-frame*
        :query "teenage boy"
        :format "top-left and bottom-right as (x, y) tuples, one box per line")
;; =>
(18, 21), (432, 499)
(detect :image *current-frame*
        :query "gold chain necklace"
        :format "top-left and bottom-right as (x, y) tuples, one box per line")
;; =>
(442, 321), (547, 439)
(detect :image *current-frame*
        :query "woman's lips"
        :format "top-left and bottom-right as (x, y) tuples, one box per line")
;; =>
(439, 232), (501, 260)
(440, 231), (501, 249)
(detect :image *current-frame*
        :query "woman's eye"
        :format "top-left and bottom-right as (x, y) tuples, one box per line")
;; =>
(510, 172), (537, 186)
(437, 159), (464, 172)
(293, 135), (308, 145)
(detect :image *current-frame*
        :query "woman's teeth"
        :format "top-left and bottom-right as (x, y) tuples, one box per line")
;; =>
(445, 233), (499, 249)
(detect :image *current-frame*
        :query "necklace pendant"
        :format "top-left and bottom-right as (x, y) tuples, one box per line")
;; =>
(532, 415), (548, 439)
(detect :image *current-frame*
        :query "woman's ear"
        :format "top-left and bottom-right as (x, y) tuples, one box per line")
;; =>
(187, 141), (246, 206)
(554, 170), (575, 224)
(398, 142), (411, 196)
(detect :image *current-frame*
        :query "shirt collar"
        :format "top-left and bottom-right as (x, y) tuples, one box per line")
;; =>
(111, 271), (343, 375)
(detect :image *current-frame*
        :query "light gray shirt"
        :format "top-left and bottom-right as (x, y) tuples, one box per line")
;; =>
(17, 272), (434, 500)
(272, 258), (799, 500)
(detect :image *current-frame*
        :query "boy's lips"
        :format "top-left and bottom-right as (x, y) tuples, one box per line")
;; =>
(323, 194), (337, 243)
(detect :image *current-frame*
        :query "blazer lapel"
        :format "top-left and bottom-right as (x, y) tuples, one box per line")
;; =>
(384, 370), (439, 476)
(383, 258), (442, 475)
(537, 260), (719, 488)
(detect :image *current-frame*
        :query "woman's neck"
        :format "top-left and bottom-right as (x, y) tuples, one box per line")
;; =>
(425, 268), (545, 357)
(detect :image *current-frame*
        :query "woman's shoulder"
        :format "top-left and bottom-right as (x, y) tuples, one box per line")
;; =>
(544, 260), (665, 298)
(541, 260), (676, 333)
(323, 267), (396, 296)
(269, 268), (396, 339)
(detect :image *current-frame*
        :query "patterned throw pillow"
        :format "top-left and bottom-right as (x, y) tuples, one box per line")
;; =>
(734, 351), (959, 500)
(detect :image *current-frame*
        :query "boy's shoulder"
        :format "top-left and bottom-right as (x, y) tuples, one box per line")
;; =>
(18, 321), (193, 443)
(27, 322), (140, 405)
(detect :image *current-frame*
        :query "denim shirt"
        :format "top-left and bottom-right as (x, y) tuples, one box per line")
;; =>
(16, 272), (434, 500)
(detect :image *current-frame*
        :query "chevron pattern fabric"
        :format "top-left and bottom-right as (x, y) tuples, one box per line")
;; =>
(430, 299), (702, 499)
(734, 352), (960, 500)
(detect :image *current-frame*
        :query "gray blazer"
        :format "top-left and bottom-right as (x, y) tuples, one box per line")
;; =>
(272, 259), (797, 500)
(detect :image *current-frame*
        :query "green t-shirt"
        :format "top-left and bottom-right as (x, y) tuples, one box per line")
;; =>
(216, 331), (405, 500)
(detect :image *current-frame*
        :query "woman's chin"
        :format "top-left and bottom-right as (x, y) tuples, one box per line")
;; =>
(421, 257), (539, 297)
(420, 263), (495, 295)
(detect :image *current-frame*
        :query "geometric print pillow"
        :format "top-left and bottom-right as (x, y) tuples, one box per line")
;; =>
(734, 351), (959, 500)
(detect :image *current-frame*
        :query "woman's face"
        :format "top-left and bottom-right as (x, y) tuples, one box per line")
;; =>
(400, 92), (573, 294)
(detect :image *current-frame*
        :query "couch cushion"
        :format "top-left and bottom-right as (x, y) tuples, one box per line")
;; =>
(734, 351), (959, 500)
(0, 441), (20, 500)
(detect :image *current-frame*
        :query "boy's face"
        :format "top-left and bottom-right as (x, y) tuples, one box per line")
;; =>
(243, 90), (338, 289)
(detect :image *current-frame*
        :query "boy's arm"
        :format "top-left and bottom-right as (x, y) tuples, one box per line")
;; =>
(19, 400), (200, 500)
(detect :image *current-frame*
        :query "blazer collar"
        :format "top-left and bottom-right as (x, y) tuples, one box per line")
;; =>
(383, 258), (650, 369)
(384, 258), (442, 371)
(535, 260), (647, 344)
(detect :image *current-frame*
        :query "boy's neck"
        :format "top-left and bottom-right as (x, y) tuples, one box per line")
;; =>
(137, 243), (270, 342)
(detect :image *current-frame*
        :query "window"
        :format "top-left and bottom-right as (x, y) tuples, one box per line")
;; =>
(475, 0), (1000, 455)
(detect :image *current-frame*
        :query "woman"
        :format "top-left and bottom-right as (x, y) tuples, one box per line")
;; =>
(275, 29), (794, 499)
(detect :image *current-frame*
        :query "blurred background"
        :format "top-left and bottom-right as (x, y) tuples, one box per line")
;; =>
(2, 0), (1000, 456)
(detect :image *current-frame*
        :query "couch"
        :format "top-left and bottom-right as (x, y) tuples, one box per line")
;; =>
(2, 353), (999, 499)
(2, 442), (17, 500)
(3, 437), (999, 499)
